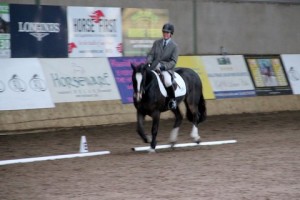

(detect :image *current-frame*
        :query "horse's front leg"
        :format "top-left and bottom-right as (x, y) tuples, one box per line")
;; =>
(150, 111), (161, 151)
(136, 111), (150, 143)
(169, 107), (183, 145)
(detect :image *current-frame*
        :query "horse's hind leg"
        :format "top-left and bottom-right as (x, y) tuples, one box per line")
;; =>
(169, 107), (183, 144)
(190, 124), (201, 143)
(185, 101), (201, 143)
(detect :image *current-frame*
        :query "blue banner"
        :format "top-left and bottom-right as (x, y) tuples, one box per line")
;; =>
(10, 4), (68, 58)
(108, 57), (146, 104)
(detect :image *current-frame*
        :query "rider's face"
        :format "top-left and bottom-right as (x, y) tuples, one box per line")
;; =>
(163, 31), (171, 40)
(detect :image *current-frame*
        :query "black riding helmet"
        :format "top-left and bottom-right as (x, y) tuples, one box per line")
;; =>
(162, 23), (174, 35)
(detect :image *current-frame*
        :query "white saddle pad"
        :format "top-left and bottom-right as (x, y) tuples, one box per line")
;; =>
(151, 71), (186, 97)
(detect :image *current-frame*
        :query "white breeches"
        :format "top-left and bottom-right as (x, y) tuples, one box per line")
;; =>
(161, 71), (172, 87)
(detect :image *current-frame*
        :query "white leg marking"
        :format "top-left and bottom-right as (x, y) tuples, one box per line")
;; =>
(148, 148), (156, 153)
(190, 125), (200, 141)
(146, 135), (152, 143)
(169, 127), (179, 143)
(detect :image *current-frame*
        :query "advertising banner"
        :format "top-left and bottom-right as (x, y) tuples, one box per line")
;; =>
(281, 54), (300, 94)
(122, 8), (168, 56)
(108, 57), (146, 104)
(40, 58), (120, 103)
(0, 3), (10, 58)
(10, 4), (68, 58)
(0, 58), (54, 110)
(177, 56), (215, 100)
(67, 6), (122, 57)
(202, 55), (256, 99)
(244, 55), (292, 96)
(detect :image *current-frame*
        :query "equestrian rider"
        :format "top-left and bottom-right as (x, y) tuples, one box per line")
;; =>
(146, 23), (179, 110)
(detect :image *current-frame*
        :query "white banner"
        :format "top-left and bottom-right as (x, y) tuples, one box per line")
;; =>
(0, 58), (54, 110)
(40, 58), (120, 103)
(67, 6), (122, 57)
(202, 55), (255, 98)
(281, 54), (300, 94)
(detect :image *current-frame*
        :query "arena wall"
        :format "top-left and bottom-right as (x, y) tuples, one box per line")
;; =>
(1, 95), (300, 132)
(1, 0), (300, 132)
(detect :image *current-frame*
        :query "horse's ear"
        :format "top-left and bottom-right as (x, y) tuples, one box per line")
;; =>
(131, 63), (136, 71)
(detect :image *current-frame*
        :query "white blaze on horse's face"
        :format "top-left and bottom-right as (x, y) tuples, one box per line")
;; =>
(135, 72), (143, 102)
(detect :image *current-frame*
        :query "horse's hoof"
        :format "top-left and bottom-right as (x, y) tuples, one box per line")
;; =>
(170, 142), (176, 149)
(148, 148), (156, 153)
(195, 139), (201, 144)
(192, 136), (201, 144)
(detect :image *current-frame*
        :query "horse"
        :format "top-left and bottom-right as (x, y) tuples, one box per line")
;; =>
(131, 63), (206, 152)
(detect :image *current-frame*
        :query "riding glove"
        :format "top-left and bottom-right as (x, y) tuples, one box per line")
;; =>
(156, 63), (166, 71)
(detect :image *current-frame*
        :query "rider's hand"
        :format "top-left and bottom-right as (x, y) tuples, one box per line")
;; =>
(155, 63), (161, 73)
(156, 63), (166, 72)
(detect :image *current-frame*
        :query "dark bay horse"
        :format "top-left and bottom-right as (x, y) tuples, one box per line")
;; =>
(131, 63), (206, 152)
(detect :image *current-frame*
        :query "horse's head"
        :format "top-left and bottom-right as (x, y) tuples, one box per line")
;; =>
(131, 63), (149, 102)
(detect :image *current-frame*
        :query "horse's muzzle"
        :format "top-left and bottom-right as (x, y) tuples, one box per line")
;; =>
(134, 92), (142, 102)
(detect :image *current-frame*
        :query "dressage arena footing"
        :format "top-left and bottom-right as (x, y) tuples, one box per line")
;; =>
(132, 140), (237, 152)
(0, 151), (111, 166)
(0, 140), (237, 165)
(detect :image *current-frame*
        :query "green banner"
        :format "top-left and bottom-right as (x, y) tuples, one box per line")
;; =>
(0, 3), (10, 57)
(122, 8), (169, 56)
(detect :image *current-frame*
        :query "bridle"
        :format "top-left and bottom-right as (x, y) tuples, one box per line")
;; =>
(133, 64), (149, 102)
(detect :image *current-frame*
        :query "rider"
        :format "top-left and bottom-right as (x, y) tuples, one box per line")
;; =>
(146, 23), (179, 110)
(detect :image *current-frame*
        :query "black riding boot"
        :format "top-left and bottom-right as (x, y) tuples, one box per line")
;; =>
(166, 86), (177, 110)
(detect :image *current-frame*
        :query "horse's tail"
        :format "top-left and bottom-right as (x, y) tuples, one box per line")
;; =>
(197, 93), (207, 123)
(185, 93), (207, 124)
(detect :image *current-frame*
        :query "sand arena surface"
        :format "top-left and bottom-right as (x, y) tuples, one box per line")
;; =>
(0, 111), (299, 200)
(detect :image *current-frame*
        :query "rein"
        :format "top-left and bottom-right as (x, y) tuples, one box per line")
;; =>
(142, 70), (157, 91)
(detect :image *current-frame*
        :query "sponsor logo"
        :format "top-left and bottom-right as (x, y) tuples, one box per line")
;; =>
(288, 66), (300, 81)
(29, 33), (49, 41)
(0, 80), (5, 92)
(68, 42), (77, 53)
(72, 9), (117, 33)
(8, 74), (27, 92)
(29, 74), (47, 92)
(50, 63), (111, 89)
(90, 10), (105, 23)
(116, 43), (122, 53)
(18, 22), (60, 41)
(217, 57), (231, 65)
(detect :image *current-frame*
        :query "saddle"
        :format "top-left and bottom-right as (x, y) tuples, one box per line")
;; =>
(156, 70), (178, 90)
(152, 70), (186, 97)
